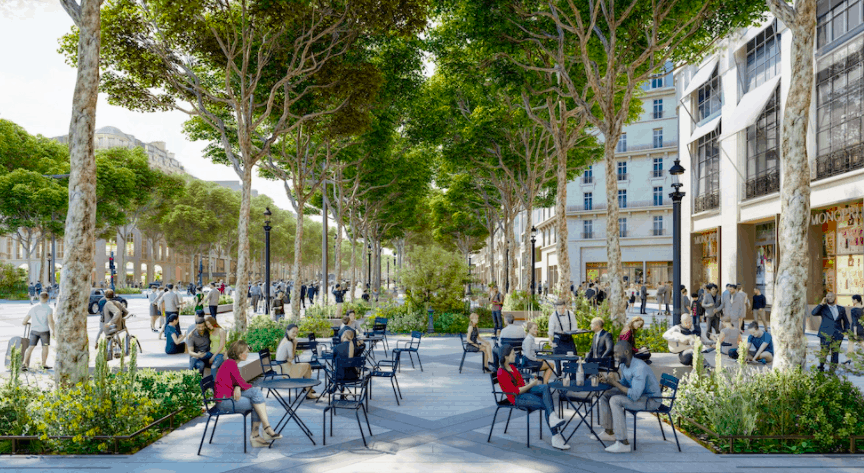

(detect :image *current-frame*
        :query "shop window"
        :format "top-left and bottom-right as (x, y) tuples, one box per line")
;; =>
(696, 67), (722, 122)
(818, 0), (863, 49)
(617, 133), (627, 152)
(746, 87), (781, 199)
(746, 22), (781, 92)
(694, 127), (721, 212)
(815, 35), (864, 180)
(816, 203), (864, 305)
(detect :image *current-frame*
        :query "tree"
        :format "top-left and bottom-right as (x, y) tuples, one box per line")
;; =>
(430, 181), (488, 259)
(764, 0), (815, 370)
(76, 0), (426, 331)
(56, 0), (103, 385)
(399, 245), (469, 313)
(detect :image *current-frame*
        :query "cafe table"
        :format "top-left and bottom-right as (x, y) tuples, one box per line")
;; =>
(256, 377), (322, 446)
(547, 381), (613, 447)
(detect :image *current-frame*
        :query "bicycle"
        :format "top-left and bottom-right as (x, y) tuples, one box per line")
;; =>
(103, 312), (143, 361)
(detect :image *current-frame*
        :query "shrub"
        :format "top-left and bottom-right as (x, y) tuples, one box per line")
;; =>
(296, 315), (334, 339)
(115, 287), (142, 294)
(370, 303), (427, 333)
(503, 290), (540, 311)
(676, 363), (864, 453)
(244, 315), (288, 353)
(638, 318), (670, 353)
(399, 245), (469, 313)
(0, 262), (26, 299)
(472, 307), (494, 328)
(218, 295), (233, 305)
(434, 312), (470, 333)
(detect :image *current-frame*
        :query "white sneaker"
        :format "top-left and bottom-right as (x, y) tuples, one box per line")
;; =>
(549, 413), (566, 429)
(589, 431), (616, 441)
(604, 441), (632, 453)
(551, 434), (571, 450)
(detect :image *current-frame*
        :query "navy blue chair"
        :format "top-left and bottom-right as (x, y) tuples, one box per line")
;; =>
(197, 375), (258, 455)
(458, 332), (482, 373)
(486, 373), (544, 448)
(369, 349), (404, 405)
(624, 373), (681, 452)
(394, 331), (423, 372)
(323, 356), (373, 447)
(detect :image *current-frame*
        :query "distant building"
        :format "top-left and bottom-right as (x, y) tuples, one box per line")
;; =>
(212, 180), (259, 197)
(54, 126), (186, 174)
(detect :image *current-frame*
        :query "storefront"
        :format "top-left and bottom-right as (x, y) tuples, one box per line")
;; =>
(692, 228), (720, 289)
(754, 222), (776, 305)
(813, 202), (863, 306)
(585, 262), (606, 282)
(622, 262), (644, 284)
(646, 261), (673, 286)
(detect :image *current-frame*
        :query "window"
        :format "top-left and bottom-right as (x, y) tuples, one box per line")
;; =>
(651, 74), (665, 88)
(694, 126), (721, 212)
(653, 187), (664, 206)
(815, 35), (864, 179)
(653, 99), (664, 119)
(617, 161), (627, 180)
(745, 22), (781, 92)
(618, 218), (628, 238)
(653, 157), (664, 178)
(617, 133), (627, 152)
(584, 192), (593, 210)
(583, 220), (593, 239)
(618, 190), (627, 209)
(818, 0), (864, 49)
(583, 166), (593, 184)
(745, 87), (781, 198)
(653, 216), (664, 236)
(653, 128), (664, 148)
(696, 67), (722, 122)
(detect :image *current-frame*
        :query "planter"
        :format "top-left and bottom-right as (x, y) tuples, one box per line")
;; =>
(217, 303), (232, 314)
(503, 310), (538, 321)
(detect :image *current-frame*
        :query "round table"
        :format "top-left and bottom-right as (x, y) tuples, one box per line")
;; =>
(547, 381), (612, 445)
(256, 378), (322, 446)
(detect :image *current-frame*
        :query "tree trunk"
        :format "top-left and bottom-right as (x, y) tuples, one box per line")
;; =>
(508, 220), (518, 293)
(291, 205), (305, 316)
(116, 231), (126, 288)
(522, 207), (533, 293)
(488, 225), (496, 288)
(20, 231), (35, 284)
(768, 0), (816, 371)
(55, 0), (100, 386)
(40, 234), (49, 284)
(349, 237), (356, 302)
(232, 164), (253, 331)
(554, 145), (571, 302)
(603, 138), (625, 323)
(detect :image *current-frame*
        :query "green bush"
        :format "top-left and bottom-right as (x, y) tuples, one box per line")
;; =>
(502, 290), (540, 311)
(296, 315), (335, 339)
(638, 318), (670, 353)
(472, 307), (494, 328)
(115, 287), (142, 294)
(434, 312), (470, 333)
(304, 300), (369, 319)
(218, 295), (233, 305)
(371, 303), (427, 333)
(399, 245), (469, 314)
(244, 315), (288, 353)
(676, 364), (864, 453)
(0, 263), (26, 299)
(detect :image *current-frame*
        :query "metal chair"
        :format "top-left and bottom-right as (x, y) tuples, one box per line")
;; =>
(303, 333), (326, 379)
(322, 356), (373, 447)
(197, 375), (257, 455)
(369, 349), (404, 405)
(458, 332), (482, 373)
(258, 348), (287, 380)
(368, 317), (390, 351)
(394, 331), (423, 372)
(486, 373), (544, 448)
(624, 373), (681, 452)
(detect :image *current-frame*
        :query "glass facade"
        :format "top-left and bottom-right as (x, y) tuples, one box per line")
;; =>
(745, 22), (781, 92)
(694, 127), (721, 212)
(818, 0), (863, 49)
(696, 67), (722, 122)
(746, 87), (781, 198)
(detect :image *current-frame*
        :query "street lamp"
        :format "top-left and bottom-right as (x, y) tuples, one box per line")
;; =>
(387, 256), (390, 290)
(467, 256), (472, 296)
(198, 256), (203, 287)
(669, 158), (686, 326)
(530, 226), (537, 298)
(263, 207), (272, 317)
(47, 252), (53, 287)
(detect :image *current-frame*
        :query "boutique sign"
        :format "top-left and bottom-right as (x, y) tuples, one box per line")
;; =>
(694, 231), (718, 245)
(811, 206), (862, 225)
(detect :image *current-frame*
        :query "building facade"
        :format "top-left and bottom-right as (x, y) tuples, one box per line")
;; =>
(472, 64), (680, 292)
(677, 6), (864, 308)
(54, 126), (186, 174)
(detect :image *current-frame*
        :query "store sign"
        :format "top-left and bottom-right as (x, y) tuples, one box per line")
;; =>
(694, 232), (718, 244)
(811, 207), (863, 225)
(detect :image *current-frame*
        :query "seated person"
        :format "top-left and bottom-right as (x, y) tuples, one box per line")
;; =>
(164, 314), (187, 354)
(499, 313), (526, 340)
(205, 316), (226, 378)
(187, 318), (213, 374)
(587, 317), (614, 360)
(466, 313), (494, 373)
(215, 340), (283, 447)
(333, 329), (363, 383)
(710, 317), (741, 355)
(619, 316), (651, 363)
(339, 311), (365, 340)
(521, 321), (556, 383)
(497, 344), (570, 450)
(275, 324), (318, 399)
(729, 321), (774, 364)
(662, 316), (705, 366)
(595, 342), (662, 453)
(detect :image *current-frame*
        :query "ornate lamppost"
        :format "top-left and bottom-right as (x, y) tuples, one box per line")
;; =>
(263, 207), (272, 316)
(669, 159), (686, 326)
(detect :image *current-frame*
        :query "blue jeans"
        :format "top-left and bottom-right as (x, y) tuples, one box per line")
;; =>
(210, 353), (225, 379)
(492, 310), (503, 333)
(217, 386), (265, 423)
(190, 352), (213, 373)
(514, 384), (559, 435)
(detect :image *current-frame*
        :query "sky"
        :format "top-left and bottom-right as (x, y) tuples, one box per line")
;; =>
(0, 1), (295, 211)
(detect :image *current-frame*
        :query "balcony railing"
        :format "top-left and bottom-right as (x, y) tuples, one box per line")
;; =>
(814, 146), (864, 181)
(617, 173), (629, 181)
(582, 176), (594, 184)
(653, 228), (666, 236)
(694, 191), (720, 213)
(744, 169), (780, 199)
(566, 199), (671, 214)
(615, 141), (678, 153)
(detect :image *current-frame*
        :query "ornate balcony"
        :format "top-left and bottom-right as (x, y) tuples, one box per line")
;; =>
(814, 146), (864, 181)
(694, 191), (719, 213)
(744, 169), (780, 199)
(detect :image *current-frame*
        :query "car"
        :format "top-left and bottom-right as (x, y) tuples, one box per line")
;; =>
(88, 289), (128, 314)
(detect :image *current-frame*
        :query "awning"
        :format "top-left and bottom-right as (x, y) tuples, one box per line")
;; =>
(736, 18), (775, 51)
(680, 57), (719, 99)
(717, 75), (781, 141)
(688, 116), (721, 144)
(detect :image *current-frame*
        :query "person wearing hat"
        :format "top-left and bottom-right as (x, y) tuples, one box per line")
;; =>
(548, 299), (578, 355)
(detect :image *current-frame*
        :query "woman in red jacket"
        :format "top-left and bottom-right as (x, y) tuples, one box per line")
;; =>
(215, 340), (283, 447)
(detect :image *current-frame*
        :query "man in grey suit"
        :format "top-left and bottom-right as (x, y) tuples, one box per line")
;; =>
(702, 284), (721, 336)
(716, 284), (733, 319)
(727, 284), (746, 331)
(655, 283), (667, 316)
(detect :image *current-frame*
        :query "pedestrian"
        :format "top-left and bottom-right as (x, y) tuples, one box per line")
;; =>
(727, 284), (746, 331)
(193, 286), (205, 317)
(28, 282), (36, 304)
(752, 288), (768, 331)
(332, 283), (347, 318)
(489, 285), (504, 338)
(206, 282), (221, 318)
(702, 284), (721, 336)
(148, 284), (161, 332)
(811, 292), (849, 372)
(300, 283), (307, 309)
(846, 295), (863, 364)
(22, 292), (54, 371)
(187, 317), (213, 375)
(250, 282), (261, 314)
(156, 284), (181, 339)
(655, 282), (667, 316)
(639, 282), (647, 314)
(308, 283), (316, 306)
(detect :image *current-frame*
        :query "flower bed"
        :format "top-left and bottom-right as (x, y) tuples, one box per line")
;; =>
(0, 342), (201, 455)
(674, 341), (864, 454)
